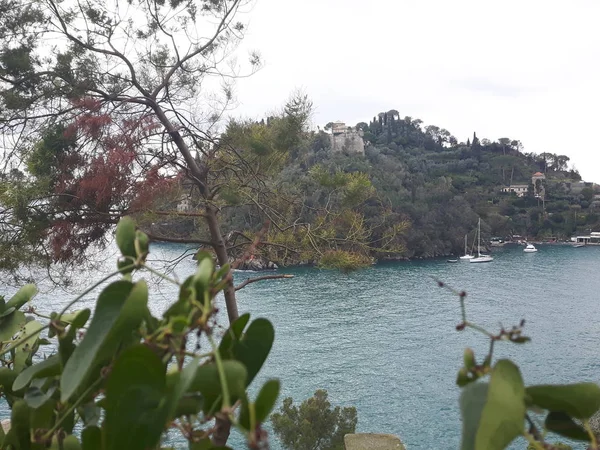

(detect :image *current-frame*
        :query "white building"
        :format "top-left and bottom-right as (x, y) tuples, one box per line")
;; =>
(572, 232), (600, 245)
(177, 196), (192, 212)
(501, 185), (529, 197)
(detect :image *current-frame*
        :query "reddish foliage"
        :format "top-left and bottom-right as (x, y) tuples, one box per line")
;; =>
(129, 166), (181, 212)
(45, 98), (177, 261)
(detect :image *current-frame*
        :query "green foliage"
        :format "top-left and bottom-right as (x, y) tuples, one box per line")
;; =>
(271, 389), (357, 450)
(209, 108), (596, 268)
(319, 250), (373, 271)
(460, 360), (525, 450)
(527, 443), (572, 450)
(444, 282), (600, 450)
(0, 217), (278, 449)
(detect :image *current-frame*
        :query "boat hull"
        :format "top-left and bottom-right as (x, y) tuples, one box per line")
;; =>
(470, 256), (493, 263)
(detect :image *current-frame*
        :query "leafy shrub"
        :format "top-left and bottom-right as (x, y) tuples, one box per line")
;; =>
(441, 281), (600, 450)
(0, 217), (278, 449)
(271, 389), (357, 450)
(318, 250), (373, 271)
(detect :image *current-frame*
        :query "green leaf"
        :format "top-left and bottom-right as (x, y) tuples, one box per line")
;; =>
(460, 359), (525, 450)
(526, 383), (600, 419)
(170, 393), (203, 418)
(233, 318), (274, 386)
(60, 280), (148, 402)
(62, 408), (76, 434)
(62, 435), (82, 450)
(165, 357), (200, 421)
(545, 411), (590, 442)
(12, 320), (44, 373)
(24, 380), (57, 408)
(5, 284), (37, 312)
(239, 379), (280, 430)
(164, 278), (194, 319)
(219, 313), (250, 358)
(104, 345), (167, 450)
(13, 355), (61, 391)
(104, 344), (169, 450)
(193, 256), (214, 291)
(58, 310), (91, 367)
(29, 394), (55, 429)
(81, 427), (101, 450)
(254, 379), (280, 424)
(0, 310), (26, 349)
(3, 399), (31, 450)
(460, 383), (489, 450)
(476, 360), (525, 450)
(116, 217), (137, 258)
(189, 439), (213, 450)
(0, 307), (16, 318)
(188, 361), (247, 415)
(59, 309), (91, 328)
(0, 367), (18, 395)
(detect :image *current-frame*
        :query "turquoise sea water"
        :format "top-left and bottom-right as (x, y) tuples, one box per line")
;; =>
(7, 244), (600, 449)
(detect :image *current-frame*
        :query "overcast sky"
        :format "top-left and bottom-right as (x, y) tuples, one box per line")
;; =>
(232, 0), (600, 182)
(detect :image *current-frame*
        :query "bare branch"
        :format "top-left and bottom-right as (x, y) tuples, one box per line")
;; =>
(235, 274), (294, 291)
(144, 232), (213, 247)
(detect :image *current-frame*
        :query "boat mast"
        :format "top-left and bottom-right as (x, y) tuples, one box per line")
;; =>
(478, 218), (481, 257)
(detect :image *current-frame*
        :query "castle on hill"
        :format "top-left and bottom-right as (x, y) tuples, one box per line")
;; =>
(329, 121), (365, 155)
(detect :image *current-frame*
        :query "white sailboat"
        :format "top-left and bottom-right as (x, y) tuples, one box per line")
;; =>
(459, 234), (474, 260)
(470, 218), (493, 263)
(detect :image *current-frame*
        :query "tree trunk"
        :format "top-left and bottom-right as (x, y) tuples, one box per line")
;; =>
(151, 102), (239, 323)
(205, 205), (239, 323)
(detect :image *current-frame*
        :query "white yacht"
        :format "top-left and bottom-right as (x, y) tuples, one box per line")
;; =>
(523, 243), (538, 253)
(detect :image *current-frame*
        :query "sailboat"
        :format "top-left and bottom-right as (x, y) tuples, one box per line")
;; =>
(459, 234), (474, 260)
(470, 218), (493, 263)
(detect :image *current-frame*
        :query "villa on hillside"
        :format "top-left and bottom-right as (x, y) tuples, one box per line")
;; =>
(501, 184), (528, 197)
(532, 172), (545, 198)
(501, 172), (547, 198)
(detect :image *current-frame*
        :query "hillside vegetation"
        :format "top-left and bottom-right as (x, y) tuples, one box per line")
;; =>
(141, 109), (599, 265)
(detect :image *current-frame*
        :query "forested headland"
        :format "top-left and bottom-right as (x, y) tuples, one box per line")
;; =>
(138, 107), (598, 266)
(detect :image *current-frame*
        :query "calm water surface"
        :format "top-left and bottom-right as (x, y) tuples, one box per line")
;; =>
(7, 244), (600, 449)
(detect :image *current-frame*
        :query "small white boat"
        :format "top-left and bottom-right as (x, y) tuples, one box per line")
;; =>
(573, 243), (585, 248)
(523, 244), (538, 253)
(470, 218), (493, 263)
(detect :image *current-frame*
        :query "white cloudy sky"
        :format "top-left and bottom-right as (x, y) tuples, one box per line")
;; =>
(232, 0), (600, 182)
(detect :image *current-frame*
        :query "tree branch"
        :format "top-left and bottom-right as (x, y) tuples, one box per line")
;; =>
(235, 274), (294, 291)
(144, 232), (213, 247)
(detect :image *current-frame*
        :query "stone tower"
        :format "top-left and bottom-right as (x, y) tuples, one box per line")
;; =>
(330, 121), (365, 155)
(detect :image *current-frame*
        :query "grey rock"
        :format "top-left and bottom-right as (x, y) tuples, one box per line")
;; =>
(344, 433), (405, 450)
